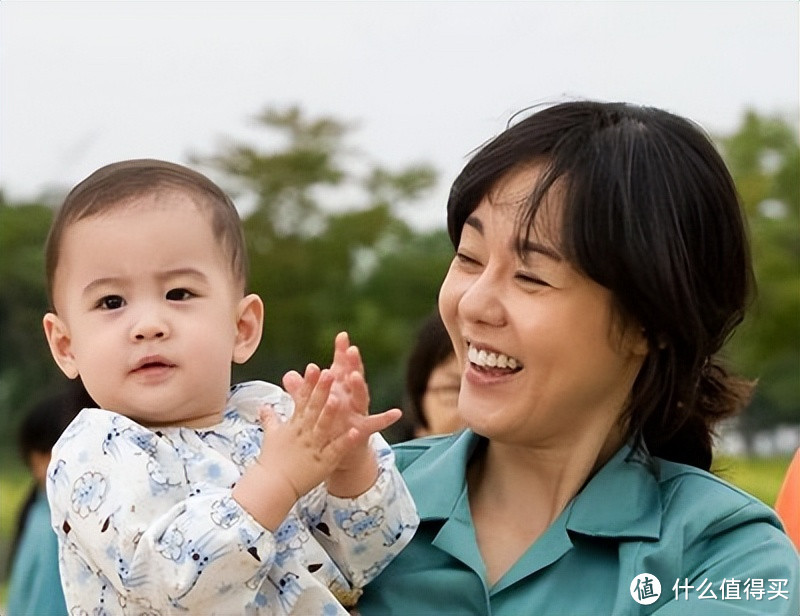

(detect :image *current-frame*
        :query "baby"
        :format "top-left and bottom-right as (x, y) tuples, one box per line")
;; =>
(42, 159), (418, 615)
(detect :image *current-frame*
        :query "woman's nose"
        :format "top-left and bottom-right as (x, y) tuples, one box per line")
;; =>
(459, 270), (506, 327)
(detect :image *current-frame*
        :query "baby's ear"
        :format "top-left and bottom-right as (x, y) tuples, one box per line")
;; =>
(42, 313), (79, 379)
(233, 294), (264, 364)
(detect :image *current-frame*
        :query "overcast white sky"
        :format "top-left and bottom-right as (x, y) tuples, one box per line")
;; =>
(1, 1), (798, 229)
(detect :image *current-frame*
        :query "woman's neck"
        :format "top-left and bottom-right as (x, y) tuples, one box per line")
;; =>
(467, 426), (625, 585)
(481, 433), (620, 511)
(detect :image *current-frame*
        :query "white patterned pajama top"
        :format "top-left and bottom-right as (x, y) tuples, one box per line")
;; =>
(46, 380), (419, 615)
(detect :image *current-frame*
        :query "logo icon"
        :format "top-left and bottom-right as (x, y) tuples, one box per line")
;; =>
(630, 573), (661, 605)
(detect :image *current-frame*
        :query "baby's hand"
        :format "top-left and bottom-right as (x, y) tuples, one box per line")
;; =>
(263, 364), (359, 496)
(233, 364), (359, 530)
(283, 332), (401, 497)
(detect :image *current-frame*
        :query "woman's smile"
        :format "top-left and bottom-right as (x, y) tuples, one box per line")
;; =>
(439, 166), (646, 444)
(467, 341), (523, 371)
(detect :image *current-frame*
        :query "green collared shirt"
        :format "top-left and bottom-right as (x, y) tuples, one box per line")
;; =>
(358, 430), (799, 615)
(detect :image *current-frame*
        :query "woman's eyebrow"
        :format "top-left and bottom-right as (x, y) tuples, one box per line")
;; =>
(464, 215), (483, 234)
(519, 239), (563, 262)
(464, 213), (562, 261)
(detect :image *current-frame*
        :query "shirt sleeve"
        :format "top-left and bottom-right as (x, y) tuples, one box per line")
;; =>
(47, 409), (277, 614)
(305, 433), (420, 588)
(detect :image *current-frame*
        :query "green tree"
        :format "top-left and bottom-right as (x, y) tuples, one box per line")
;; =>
(719, 111), (800, 433)
(8, 106), (791, 449)
(196, 106), (450, 419)
(0, 195), (63, 442)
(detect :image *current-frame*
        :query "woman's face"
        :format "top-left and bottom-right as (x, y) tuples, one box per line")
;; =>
(418, 353), (464, 437)
(438, 166), (647, 447)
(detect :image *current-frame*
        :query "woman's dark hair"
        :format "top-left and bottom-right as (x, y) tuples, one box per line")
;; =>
(8, 380), (95, 569)
(447, 101), (755, 470)
(404, 310), (457, 433)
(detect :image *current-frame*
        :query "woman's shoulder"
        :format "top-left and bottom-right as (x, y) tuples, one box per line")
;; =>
(657, 457), (775, 517)
(654, 457), (792, 551)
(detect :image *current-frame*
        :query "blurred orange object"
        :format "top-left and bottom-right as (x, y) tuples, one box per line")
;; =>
(774, 448), (800, 550)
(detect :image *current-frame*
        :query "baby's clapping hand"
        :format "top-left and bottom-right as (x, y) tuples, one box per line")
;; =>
(261, 364), (359, 496)
(283, 332), (402, 497)
(234, 364), (359, 530)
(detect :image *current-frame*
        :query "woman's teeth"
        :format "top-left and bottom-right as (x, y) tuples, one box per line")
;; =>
(467, 345), (521, 370)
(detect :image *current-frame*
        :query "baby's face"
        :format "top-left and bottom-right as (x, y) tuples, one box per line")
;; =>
(45, 193), (249, 427)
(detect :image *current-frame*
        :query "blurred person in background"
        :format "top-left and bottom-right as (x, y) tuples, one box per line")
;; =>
(6, 379), (94, 616)
(403, 310), (464, 439)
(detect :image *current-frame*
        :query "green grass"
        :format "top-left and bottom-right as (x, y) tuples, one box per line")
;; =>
(713, 454), (792, 507)
(0, 456), (30, 607)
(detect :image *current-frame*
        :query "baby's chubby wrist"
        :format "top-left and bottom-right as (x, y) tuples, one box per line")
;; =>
(232, 459), (299, 532)
(325, 445), (379, 498)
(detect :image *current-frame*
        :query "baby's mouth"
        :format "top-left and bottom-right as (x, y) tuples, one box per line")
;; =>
(132, 356), (175, 372)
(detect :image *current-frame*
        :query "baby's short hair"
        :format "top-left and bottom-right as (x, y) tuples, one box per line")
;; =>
(45, 159), (248, 307)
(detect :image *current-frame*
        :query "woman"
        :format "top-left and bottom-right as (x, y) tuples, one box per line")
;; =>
(357, 102), (798, 614)
(403, 310), (464, 439)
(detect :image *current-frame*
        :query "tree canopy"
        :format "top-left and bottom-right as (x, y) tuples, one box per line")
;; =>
(718, 111), (800, 432)
(0, 106), (796, 447)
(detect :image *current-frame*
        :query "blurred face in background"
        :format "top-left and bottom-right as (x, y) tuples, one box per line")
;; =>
(28, 450), (52, 487)
(417, 353), (464, 437)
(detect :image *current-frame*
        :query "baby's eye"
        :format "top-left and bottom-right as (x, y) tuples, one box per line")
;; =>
(166, 288), (194, 301)
(97, 295), (125, 310)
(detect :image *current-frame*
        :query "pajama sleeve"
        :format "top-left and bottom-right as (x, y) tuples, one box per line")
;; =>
(312, 432), (420, 587)
(229, 381), (420, 589)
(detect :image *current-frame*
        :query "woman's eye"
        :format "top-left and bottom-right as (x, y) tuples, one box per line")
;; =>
(166, 288), (193, 301)
(515, 272), (548, 287)
(455, 252), (480, 266)
(98, 295), (125, 310)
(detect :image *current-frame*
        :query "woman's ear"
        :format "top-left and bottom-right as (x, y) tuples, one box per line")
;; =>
(232, 294), (264, 364)
(42, 313), (79, 379)
(624, 325), (650, 358)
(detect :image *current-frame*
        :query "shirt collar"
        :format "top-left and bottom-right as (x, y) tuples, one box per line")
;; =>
(566, 441), (662, 540)
(402, 429), (478, 521)
(404, 430), (662, 540)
